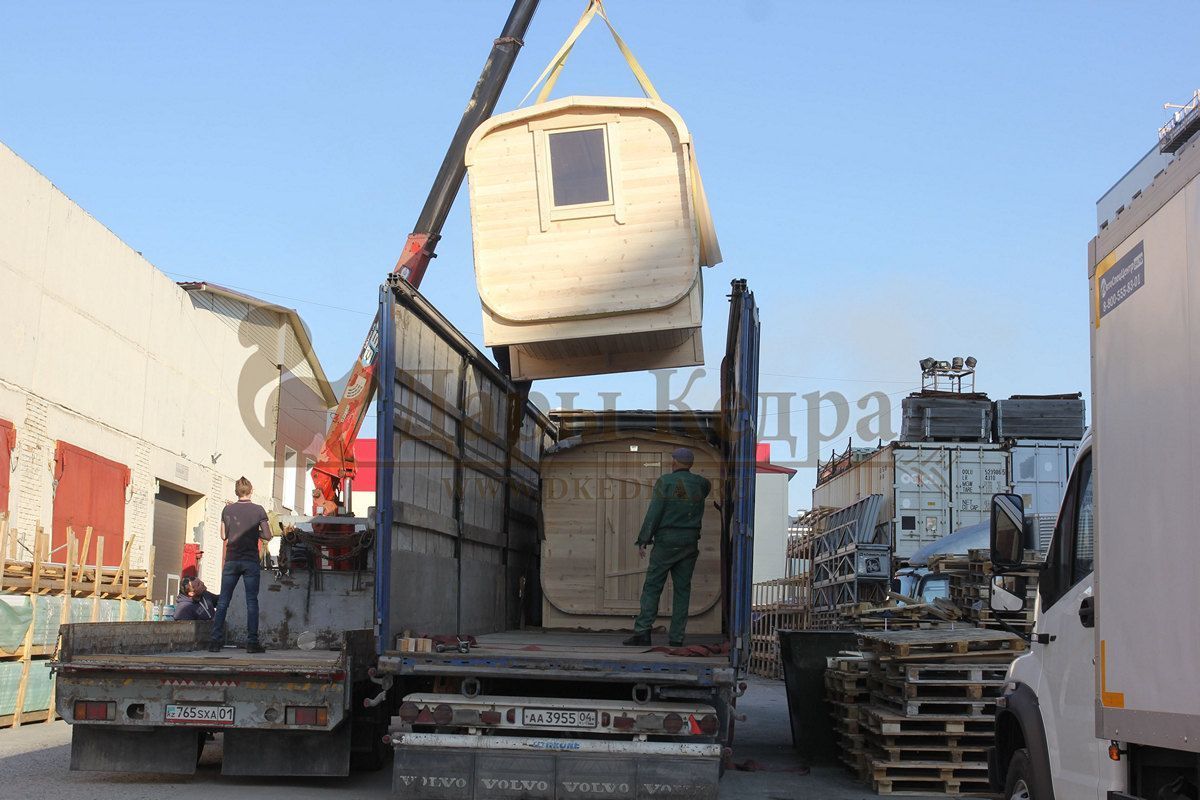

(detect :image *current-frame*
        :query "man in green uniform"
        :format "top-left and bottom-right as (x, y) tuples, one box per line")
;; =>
(623, 447), (712, 648)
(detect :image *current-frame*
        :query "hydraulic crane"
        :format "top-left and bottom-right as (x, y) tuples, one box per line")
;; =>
(310, 1), (540, 512)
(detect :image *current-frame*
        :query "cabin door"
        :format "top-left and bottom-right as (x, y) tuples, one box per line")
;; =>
(601, 452), (663, 611)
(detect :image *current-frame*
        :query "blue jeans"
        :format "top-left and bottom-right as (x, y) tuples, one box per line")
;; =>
(210, 559), (261, 645)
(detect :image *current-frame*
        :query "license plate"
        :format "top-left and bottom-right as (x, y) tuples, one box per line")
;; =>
(165, 704), (235, 726)
(521, 708), (597, 728)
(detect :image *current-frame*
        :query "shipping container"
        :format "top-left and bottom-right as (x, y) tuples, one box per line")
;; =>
(1006, 439), (1078, 552)
(813, 442), (1007, 559)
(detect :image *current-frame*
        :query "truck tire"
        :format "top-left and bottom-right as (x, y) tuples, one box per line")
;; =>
(1004, 748), (1034, 800)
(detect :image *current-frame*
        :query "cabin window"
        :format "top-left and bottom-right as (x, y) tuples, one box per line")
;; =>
(531, 117), (625, 231)
(548, 128), (610, 207)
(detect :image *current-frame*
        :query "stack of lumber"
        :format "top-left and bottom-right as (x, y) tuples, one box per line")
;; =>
(0, 520), (152, 729)
(826, 653), (870, 779)
(749, 576), (807, 678)
(948, 549), (1039, 634)
(827, 626), (1025, 796)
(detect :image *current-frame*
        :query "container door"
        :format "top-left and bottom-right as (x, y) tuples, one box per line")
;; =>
(721, 280), (759, 671)
(602, 452), (663, 610)
(1009, 442), (1077, 553)
(892, 447), (950, 559)
(950, 447), (1008, 530)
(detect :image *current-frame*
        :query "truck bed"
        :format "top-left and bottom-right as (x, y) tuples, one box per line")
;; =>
(55, 620), (358, 678)
(63, 646), (344, 674)
(379, 630), (733, 686)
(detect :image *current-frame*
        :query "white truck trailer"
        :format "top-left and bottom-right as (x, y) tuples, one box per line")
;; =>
(986, 117), (1200, 799)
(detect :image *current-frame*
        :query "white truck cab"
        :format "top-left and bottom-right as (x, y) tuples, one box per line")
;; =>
(988, 113), (1200, 800)
(988, 433), (1127, 800)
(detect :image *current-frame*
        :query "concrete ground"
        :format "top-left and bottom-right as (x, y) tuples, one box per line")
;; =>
(0, 677), (938, 799)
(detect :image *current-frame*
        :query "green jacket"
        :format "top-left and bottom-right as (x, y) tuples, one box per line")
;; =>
(637, 468), (712, 546)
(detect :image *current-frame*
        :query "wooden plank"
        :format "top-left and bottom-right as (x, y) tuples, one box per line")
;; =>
(91, 536), (104, 622)
(74, 527), (92, 588)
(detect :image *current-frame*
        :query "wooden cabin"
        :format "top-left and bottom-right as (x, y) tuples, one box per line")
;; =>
(464, 96), (721, 381)
(539, 431), (722, 634)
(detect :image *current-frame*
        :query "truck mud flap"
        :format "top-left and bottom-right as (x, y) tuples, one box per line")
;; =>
(392, 733), (720, 800)
(71, 725), (201, 774)
(222, 721), (351, 776)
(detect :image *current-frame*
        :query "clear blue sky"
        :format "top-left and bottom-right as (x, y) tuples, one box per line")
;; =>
(3, 1), (1196, 509)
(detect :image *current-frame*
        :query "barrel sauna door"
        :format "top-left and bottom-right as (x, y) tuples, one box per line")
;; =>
(601, 452), (664, 611)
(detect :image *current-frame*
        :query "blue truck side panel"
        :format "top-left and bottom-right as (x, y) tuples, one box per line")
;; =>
(375, 282), (397, 656)
(722, 279), (760, 673)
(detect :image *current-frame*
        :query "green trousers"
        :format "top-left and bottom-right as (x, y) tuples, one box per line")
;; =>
(633, 529), (700, 643)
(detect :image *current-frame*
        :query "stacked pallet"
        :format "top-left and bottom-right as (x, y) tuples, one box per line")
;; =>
(826, 653), (870, 780)
(0, 520), (152, 729)
(749, 576), (807, 678)
(948, 549), (1039, 634)
(829, 627), (1025, 796)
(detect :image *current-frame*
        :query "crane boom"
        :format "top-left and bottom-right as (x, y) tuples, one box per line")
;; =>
(311, 0), (540, 509)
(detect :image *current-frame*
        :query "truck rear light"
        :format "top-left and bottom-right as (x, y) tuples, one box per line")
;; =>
(432, 704), (453, 725)
(480, 710), (501, 725)
(663, 712), (684, 734)
(286, 706), (329, 726)
(74, 701), (115, 721)
(697, 714), (718, 735)
(601, 712), (611, 727)
(613, 715), (635, 731)
(506, 708), (516, 723)
(399, 702), (420, 723)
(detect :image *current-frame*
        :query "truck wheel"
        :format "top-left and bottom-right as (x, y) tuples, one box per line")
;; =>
(1004, 748), (1034, 800)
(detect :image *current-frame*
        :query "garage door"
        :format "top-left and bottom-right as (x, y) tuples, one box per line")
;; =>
(153, 485), (188, 606)
(53, 442), (131, 567)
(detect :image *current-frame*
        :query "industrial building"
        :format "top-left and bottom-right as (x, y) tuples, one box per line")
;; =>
(0, 141), (335, 604)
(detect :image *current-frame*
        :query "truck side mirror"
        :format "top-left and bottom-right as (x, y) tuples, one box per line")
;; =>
(990, 493), (1025, 571)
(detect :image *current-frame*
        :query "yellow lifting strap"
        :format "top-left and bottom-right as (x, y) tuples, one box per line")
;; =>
(521, 0), (661, 106)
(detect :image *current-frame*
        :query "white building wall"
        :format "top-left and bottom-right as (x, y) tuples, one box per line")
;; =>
(752, 472), (790, 584)
(0, 141), (329, 591)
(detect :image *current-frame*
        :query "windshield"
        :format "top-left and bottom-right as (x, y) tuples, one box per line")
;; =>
(920, 576), (951, 603)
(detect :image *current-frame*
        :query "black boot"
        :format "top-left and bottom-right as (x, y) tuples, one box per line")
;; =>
(622, 632), (651, 647)
(245, 642), (266, 654)
(208, 643), (222, 653)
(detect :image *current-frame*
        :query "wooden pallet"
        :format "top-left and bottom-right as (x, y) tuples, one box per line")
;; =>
(864, 706), (995, 736)
(870, 677), (1003, 701)
(859, 627), (1026, 661)
(883, 663), (1011, 684)
(870, 759), (992, 796)
(870, 742), (990, 764)
(871, 691), (997, 718)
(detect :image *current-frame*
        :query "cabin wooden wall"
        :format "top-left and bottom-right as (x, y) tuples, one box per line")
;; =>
(540, 435), (723, 635)
(466, 101), (707, 380)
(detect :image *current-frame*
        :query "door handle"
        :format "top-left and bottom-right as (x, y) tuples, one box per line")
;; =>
(1078, 596), (1095, 628)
